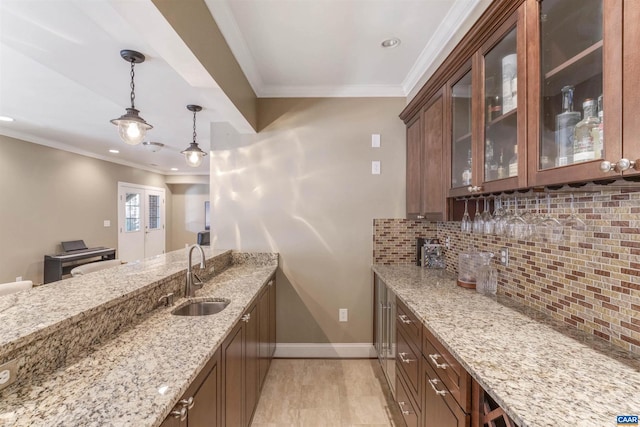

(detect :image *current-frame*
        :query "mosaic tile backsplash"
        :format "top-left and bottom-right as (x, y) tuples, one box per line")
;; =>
(374, 188), (640, 355)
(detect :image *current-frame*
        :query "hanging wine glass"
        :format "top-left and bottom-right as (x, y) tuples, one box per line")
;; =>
(537, 194), (563, 242)
(461, 199), (472, 233)
(473, 198), (484, 234)
(563, 193), (587, 231)
(482, 197), (495, 234)
(492, 197), (504, 236)
(506, 196), (528, 240)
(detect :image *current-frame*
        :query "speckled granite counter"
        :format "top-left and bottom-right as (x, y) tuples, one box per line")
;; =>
(0, 250), (277, 426)
(373, 264), (640, 427)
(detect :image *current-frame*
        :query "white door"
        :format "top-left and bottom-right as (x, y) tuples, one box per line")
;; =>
(118, 183), (165, 262)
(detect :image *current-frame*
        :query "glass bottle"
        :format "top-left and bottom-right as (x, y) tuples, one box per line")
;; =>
(508, 145), (518, 177)
(595, 95), (604, 159)
(485, 139), (494, 180)
(462, 149), (472, 186)
(497, 150), (507, 179)
(573, 98), (599, 163)
(555, 85), (581, 167)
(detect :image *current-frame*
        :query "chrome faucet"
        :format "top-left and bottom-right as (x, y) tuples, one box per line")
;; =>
(185, 244), (206, 298)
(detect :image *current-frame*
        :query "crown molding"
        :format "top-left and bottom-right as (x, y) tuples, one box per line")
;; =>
(257, 84), (406, 98)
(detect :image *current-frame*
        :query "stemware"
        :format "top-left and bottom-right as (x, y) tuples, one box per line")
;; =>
(482, 198), (495, 234)
(473, 198), (485, 234)
(506, 196), (528, 240)
(563, 194), (587, 231)
(537, 194), (563, 242)
(492, 197), (504, 236)
(461, 199), (472, 233)
(529, 194), (545, 241)
(496, 198), (512, 236)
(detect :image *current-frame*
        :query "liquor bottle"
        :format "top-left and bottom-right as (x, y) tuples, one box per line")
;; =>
(485, 139), (493, 180)
(462, 149), (472, 186)
(573, 98), (599, 163)
(487, 95), (502, 122)
(508, 145), (518, 177)
(555, 86), (581, 167)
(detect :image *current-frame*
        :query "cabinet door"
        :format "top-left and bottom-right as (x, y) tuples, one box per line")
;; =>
(448, 66), (475, 198)
(622, 0), (640, 176)
(244, 303), (259, 426)
(258, 286), (270, 389)
(221, 322), (243, 427)
(478, 5), (527, 193)
(527, 0), (623, 185)
(188, 355), (220, 427)
(406, 114), (423, 219)
(268, 278), (276, 359)
(421, 94), (445, 220)
(423, 361), (469, 427)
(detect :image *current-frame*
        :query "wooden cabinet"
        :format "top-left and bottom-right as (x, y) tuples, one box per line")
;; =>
(407, 92), (447, 221)
(402, 0), (640, 200)
(162, 349), (221, 427)
(423, 360), (470, 427)
(471, 378), (518, 427)
(258, 277), (276, 389)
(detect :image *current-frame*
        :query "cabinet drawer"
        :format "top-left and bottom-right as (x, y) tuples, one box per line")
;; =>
(396, 327), (420, 404)
(423, 359), (469, 427)
(396, 368), (421, 427)
(396, 298), (421, 352)
(422, 326), (470, 412)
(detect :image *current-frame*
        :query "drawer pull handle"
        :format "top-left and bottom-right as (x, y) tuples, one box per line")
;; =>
(429, 353), (448, 370)
(398, 401), (413, 415)
(242, 313), (251, 322)
(428, 378), (447, 396)
(398, 352), (415, 364)
(398, 314), (412, 324)
(170, 406), (187, 422)
(179, 397), (194, 410)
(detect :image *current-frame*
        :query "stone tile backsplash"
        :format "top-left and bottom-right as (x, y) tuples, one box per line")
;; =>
(374, 188), (640, 355)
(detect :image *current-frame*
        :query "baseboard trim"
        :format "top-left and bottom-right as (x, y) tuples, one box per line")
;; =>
(274, 343), (377, 358)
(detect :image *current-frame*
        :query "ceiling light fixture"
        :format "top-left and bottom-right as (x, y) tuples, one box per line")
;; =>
(181, 105), (207, 168)
(109, 149), (120, 154)
(142, 141), (164, 153)
(381, 38), (401, 48)
(110, 50), (153, 145)
(170, 168), (179, 171)
(0, 116), (14, 122)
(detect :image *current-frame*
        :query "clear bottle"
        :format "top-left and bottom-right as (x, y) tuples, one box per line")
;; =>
(485, 139), (494, 180)
(508, 145), (518, 177)
(573, 98), (599, 163)
(497, 150), (507, 179)
(594, 95), (604, 158)
(555, 85), (581, 167)
(462, 149), (472, 186)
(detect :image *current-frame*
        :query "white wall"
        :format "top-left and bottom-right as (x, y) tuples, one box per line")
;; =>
(169, 183), (209, 250)
(210, 98), (406, 344)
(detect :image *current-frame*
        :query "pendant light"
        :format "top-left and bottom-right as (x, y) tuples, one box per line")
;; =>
(181, 105), (207, 167)
(110, 50), (153, 145)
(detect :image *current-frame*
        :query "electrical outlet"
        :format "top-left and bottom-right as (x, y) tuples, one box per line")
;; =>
(371, 134), (380, 148)
(499, 247), (509, 266)
(0, 359), (18, 391)
(15, 276), (22, 282)
(339, 308), (348, 322)
(371, 161), (381, 175)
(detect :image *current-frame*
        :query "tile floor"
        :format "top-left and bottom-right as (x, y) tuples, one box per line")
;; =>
(251, 358), (403, 427)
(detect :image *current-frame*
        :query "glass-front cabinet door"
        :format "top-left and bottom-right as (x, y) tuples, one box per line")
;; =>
(527, 0), (623, 185)
(477, 6), (527, 193)
(449, 66), (474, 197)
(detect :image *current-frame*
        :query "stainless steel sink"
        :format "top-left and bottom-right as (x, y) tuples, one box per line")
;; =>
(172, 299), (230, 316)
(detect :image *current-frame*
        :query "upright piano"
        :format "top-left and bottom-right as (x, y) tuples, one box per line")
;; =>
(44, 240), (116, 284)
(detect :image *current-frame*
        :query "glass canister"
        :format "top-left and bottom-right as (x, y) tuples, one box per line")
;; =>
(422, 241), (445, 269)
(457, 247), (494, 289)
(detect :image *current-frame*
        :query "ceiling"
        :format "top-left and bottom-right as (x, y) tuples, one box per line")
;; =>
(0, 0), (489, 176)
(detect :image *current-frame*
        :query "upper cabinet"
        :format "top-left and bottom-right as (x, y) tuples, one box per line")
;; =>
(448, 66), (474, 198)
(527, 0), (624, 185)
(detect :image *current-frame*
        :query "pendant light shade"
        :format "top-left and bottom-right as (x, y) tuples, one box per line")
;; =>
(181, 105), (207, 167)
(110, 50), (153, 145)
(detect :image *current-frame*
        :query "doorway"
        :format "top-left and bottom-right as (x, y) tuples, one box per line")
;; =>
(117, 182), (166, 262)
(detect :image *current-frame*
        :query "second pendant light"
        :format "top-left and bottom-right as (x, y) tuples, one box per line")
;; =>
(181, 105), (207, 168)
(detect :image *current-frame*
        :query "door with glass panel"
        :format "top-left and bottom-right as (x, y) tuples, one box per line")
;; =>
(527, 0), (622, 185)
(118, 183), (165, 262)
(448, 63), (475, 198)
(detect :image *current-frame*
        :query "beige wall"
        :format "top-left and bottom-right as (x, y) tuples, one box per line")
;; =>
(0, 135), (171, 284)
(169, 183), (210, 251)
(210, 98), (406, 343)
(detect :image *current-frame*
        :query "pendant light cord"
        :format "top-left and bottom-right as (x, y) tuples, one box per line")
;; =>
(130, 61), (136, 109)
(192, 110), (197, 144)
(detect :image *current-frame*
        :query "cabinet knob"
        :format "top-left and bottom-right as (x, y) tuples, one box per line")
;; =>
(242, 313), (251, 322)
(170, 406), (187, 422)
(600, 158), (638, 173)
(179, 397), (194, 410)
(416, 215), (425, 220)
(467, 185), (483, 193)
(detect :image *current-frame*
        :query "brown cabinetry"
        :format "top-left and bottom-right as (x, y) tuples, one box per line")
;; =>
(258, 277), (276, 389)
(406, 92), (447, 221)
(161, 349), (221, 427)
(403, 0), (640, 202)
(396, 298), (423, 425)
(423, 360), (470, 427)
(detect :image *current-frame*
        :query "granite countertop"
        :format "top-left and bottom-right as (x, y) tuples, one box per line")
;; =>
(0, 252), (278, 426)
(373, 264), (640, 427)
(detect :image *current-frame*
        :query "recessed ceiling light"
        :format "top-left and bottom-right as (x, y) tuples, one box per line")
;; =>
(170, 168), (179, 171)
(143, 141), (165, 153)
(109, 149), (120, 154)
(0, 116), (15, 122)
(381, 38), (401, 48)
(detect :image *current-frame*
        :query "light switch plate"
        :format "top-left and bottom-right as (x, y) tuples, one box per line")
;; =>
(339, 309), (348, 322)
(371, 134), (380, 148)
(103, 220), (111, 227)
(372, 161), (381, 175)
(0, 359), (18, 391)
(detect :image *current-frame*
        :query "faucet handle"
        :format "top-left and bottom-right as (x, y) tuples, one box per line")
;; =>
(158, 293), (175, 307)
(192, 273), (205, 288)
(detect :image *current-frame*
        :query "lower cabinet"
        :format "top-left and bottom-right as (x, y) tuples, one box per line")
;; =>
(161, 275), (276, 427)
(471, 378), (518, 427)
(423, 358), (469, 427)
(160, 349), (221, 427)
